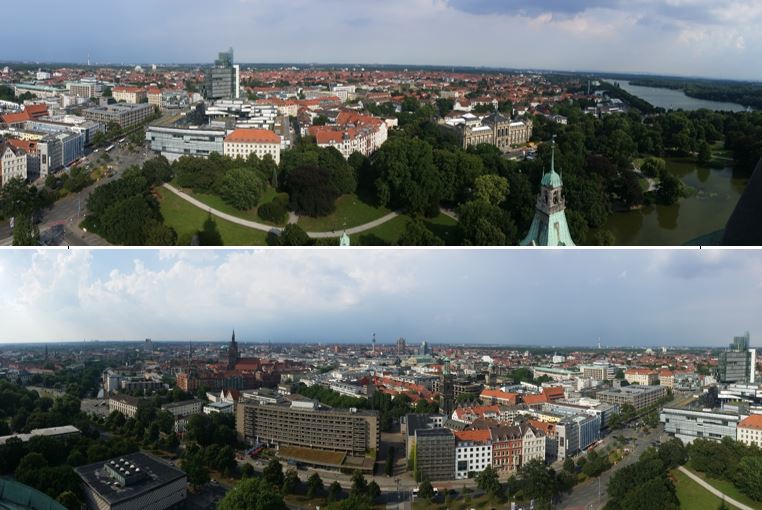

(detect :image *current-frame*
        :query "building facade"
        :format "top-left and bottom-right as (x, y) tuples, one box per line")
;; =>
(661, 405), (740, 444)
(0, 144), (28, 185)
(112, 86), (147, 104)
(223, 128), (281, 165)
(454, 429), (492, 479)
(596, 385), (667, 411)
(737, 415), (762, 448)
(625, 368), (658, 386)
(146, 125), (226, 162)
(83, 103), (154, 129)
(414, 428), (455, 481)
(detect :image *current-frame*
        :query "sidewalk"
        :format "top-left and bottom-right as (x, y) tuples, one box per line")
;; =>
(677, 466), (755, 510)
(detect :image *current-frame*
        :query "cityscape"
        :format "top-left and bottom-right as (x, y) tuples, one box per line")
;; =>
(1, 1), (762, 510)
(0, 249), (760, 510)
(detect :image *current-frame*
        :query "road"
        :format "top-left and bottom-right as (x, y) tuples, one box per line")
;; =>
(163, 183), (402, 239)
(0, 142), (152, 246)
(559, 424), (666, 510)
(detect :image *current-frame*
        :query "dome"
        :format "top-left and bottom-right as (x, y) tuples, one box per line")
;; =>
(541, 169), (563, 188)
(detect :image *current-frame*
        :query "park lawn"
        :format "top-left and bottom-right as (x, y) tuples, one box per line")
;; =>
(356, 213), (460, 246)
(297, 194), (391, 232)
(672, 469), (740, 510)
(156, 187), (269, 246)
(171, 183), (286, 227)
(687, 468), (762, 510)
(412, 493), (504, 510)
(285, 495), (385, 510)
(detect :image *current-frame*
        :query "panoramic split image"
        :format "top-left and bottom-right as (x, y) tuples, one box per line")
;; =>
(1, 1), (762, 246)
(0, 248), (761, 510)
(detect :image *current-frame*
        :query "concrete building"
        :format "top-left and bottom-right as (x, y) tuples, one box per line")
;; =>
(108, 395), (147, 418)
(414, 428), (455, 481)
(737, 414), (762, 448)
(0, 425), (80, 446)
(661, 404), (741, 444)
(223, 128), (281, 165)
(161, 399), (203, 433)
(532, 366), (581, 381)
(625, 368), (658, 386)
(556, 414), (601, 459)
(83, 103), (154, 129)
(75, 452), (186, 510)
(596, 385), (667, 411)
(236, 399), (379, 456)
(717, 333), (756, 384)
(146, 124), (226, 162)
(203, 401), (234, 415)
(67, 81), (100, 98)
(659, 369), (675, 388)
(112, 86), (147, 104)
(205, 48), (240, 101)
(580, 364), (615, 382)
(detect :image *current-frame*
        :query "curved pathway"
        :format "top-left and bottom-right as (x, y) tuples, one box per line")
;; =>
(677, 466), (754, 510)
(163, 183), (400, 239)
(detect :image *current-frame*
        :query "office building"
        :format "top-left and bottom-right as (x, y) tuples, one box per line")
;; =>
(414, 428), (455, 481)
(146, 124), (226, 162)
(454, 429), (492, 479)
(67, 81), (100, 98)
(737, 414), (762, 448)
(161, 399), (204, 433)
(108, 395), (148, 418)
(579, 364), (615, 381)
(718, 332), (756, 384)
(556, 414), (600, 459)
(661, 403), (741, 444)
(75, 452), (186, 510)
(223, 128), (281, 165)
(205, 48), (240, 100)
(596, 385), (667, 411)
(532, 366), (581, 381)
(0, 425), (80, 446)
(236, 399), (379, 456)
(625, 368), (658, 386)
(83, 103), (154, 129)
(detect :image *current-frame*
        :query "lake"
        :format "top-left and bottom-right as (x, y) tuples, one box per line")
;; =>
(599, 159), (747, 245)
(613, 80), (747, 112)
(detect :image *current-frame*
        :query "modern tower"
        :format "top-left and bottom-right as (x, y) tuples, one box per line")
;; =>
(372, 332), (376, 355)
(521, 136), (576, 246)
(227, 329), (239, 370)
(205, 47), (240, 100)
(718, 332), (755, 383)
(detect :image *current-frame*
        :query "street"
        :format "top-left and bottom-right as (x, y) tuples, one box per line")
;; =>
(0, 141), (153, 246)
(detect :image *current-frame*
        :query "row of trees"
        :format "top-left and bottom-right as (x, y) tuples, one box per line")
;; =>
(689, 437), (762, 501)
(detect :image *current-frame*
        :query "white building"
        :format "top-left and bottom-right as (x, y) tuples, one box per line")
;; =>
(454, 430), (492, 479)
(737, 415), (762, 447)
(0, 144), (28, 185)
(521, 425), (546, 464)
(161, 399), (204, 433)
(223, 128), (281, 165)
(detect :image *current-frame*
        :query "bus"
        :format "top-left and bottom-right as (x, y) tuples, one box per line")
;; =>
(118, 138), (126, 144)
(105, 144), (115, 152)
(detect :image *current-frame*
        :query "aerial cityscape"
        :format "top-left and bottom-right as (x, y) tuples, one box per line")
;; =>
(1, 1), (762, 510)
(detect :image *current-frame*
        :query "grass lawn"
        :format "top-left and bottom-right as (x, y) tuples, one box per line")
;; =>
(171, 180), (286, 227)
(156, 187), (270, 246)
(687, 468), (762, 510)
(356, 213), (460, 246)
(297, 194), (391, 232)
(285, 494), (385, 510)
(412, 493), (506, 510)
(672, 469), (740, 510)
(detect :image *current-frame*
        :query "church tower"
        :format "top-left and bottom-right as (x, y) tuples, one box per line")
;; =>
(521, 137), (576, 246)
(227, 330), (239, 370)
(441, 362), (454, 419)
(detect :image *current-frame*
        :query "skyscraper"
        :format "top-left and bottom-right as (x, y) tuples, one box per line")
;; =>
(205, 48), (240, 100)
(718, 332), (755, 383)
(521, 137), (576, 246)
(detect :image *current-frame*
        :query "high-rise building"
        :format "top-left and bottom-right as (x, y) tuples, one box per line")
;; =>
(521, 138), (576, 246)
(205, 48), (240, 100)
(718, 332), (755, 383)
(395, 337), (406, 356)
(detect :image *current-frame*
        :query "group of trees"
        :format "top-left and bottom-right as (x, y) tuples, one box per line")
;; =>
(689, 437), (762, 501)
(605, 439), (687, 510)
(83, 156), (176, 244)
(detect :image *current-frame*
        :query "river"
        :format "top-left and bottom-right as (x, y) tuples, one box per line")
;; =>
(613, 80), (747, 112)
(599, 159), (747, 245)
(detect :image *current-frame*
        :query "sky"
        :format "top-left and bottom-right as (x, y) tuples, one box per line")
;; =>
(1, 1), (762, 80)
(0, 248), (760, 347)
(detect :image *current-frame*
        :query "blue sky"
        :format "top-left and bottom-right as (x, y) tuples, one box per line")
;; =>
(1, 1), (761, 80)
(0, 249), (760, 347)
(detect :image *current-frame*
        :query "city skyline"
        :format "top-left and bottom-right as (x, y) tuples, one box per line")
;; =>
(0, 249), (760, 346)
(2, 0), (762, 81)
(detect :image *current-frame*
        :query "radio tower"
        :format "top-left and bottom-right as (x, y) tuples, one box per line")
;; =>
(372, 333), (376, 355)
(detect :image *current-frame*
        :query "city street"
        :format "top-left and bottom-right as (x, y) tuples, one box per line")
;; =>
(0, 141), (153, 246)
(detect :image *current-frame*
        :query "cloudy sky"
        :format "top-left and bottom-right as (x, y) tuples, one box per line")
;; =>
(0, 249), (759, 347)
(1, 1), (761, 80)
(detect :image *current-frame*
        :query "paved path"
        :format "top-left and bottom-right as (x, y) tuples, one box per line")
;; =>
(163, 183), (401, 239)
(677, 466), (753, 510)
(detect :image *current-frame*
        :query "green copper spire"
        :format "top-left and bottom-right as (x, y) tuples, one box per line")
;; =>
(541, 135), (563, 188)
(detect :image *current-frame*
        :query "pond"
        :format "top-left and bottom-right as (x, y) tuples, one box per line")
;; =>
(613, 80), (747, 112)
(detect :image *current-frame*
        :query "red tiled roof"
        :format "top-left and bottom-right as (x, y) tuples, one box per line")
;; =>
(113, 86), (145, 93)
(523, 393), (549, 405)
(542, 386), (565, 400)
(739, 415), (762, 430)
(1, 111), (31, 124)
(480, 389), (518, 404)
(6, 139), (37, 153)
(454, 429), (491, 442)
(626, 368), (656, 375)
(225, 128), (280, 144)
(25, 104), (48, 117)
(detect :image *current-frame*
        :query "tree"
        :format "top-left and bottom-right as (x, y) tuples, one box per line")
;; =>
(258, 197), (288, 224)
(563, 457), (576, 473)
(181, 449), (210, 489)
(350, 470), (368, 496)
(655, 171), (681, 205)
(473, 174), (509, 206)
(307, 471), (324, 498)
(220, 168), (265, 210)
(278, 223), (311, 246)
(286, 165), (341, 217)
(12, 215), (40, 246)
(735, 456), (762, 501)
(518, 459), (558, 504)
(198, 214), (223, 246)
(457, 199), (517, 245)
(418, 479), (435, 500)
(476, 466), (502, 496)
(367, 480), (381, 500)
(263, 458), (285, 488)
(398, 218), (443, 246)
(327, 480), (343, 502)
(640, 157), (666, 178)
(56, 490), (81, 510)
(282, 467), (300, 495)
(217, 477), (288, 510)
(697, 141), (712, 166)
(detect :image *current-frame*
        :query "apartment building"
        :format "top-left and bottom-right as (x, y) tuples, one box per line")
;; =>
(625, 368), (658, 386)
(737, 414), (762, 448)
(454, 429), (492, 479)
(161, 399), (204, 433)
(223, 128), (281, 165)
(489, 425), (522, 473)
(659, 369), (675, 388)
(480, 389), (519, 406)
(0, 143), (28, 185)
(521, 423), (546, 465)
(112, 86), (147, 104)
(147, 88), (162, 108)
(580, 364), (616, 381)
(596, 385), (667, 411)
(235, 400), (379, 456)
(309, 110), (388, 159)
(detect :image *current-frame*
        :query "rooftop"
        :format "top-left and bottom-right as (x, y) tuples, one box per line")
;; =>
(224, 128), (280, 144)
(738, 414), (762, 429)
